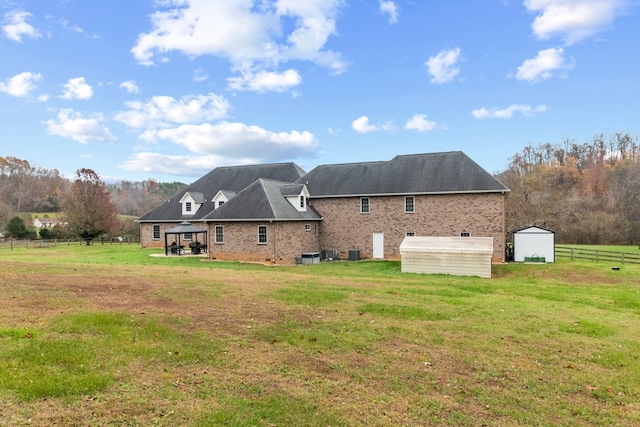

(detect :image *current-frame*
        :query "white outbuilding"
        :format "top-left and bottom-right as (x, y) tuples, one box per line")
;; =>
(512, 226), (555, 263)
(400, 236), (494, 278)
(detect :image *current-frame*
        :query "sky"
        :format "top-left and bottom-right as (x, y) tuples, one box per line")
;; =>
(1, 0), (639, 183)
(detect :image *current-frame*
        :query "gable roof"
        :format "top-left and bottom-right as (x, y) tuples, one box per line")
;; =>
(180, 191), (205, 204)
(512, 225), (555, 234)
(203, 179), (321, 221)
(297, 151), (509, 197)
(138, 162), (306, 222)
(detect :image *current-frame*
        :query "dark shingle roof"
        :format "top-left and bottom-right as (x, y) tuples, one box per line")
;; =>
(296, 151), (508, 197)
(138, 162), (306, 222)
(203, 179), (321, 221)
(182, 191), (205, 203)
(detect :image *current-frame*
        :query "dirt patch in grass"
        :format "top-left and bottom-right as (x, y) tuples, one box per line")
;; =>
(2, 258), (640, 426)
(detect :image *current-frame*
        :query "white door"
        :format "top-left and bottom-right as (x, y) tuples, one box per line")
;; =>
(373, 232), (384, 259)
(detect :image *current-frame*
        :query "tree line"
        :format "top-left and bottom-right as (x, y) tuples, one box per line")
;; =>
(497, 132), (640, 245)
(0, 156), (185, 239)
(3, 132), (639, 244)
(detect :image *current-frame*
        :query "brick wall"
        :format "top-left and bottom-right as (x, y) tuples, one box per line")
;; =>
(140, 222), (182, 248)
(310, 193), (506, 262)
(207, 221), (321, 264)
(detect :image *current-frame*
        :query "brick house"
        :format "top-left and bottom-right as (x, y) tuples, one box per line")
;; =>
(298, 152), (509, 262)
(137, 162), (307, 251)
(138, 151), (509, 263)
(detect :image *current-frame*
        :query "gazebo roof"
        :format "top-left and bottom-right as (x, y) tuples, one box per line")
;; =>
(165, 221), (206, 234)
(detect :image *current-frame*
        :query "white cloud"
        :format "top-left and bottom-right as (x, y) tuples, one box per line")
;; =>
(114, 93), (231, 128)
(471, 104), (547, 119)
(61, 77), (93, 100)
(140, 121), (319, 162)
(0, 71), (42, 97)
(404, 114), (437, 132)
(2, 10), (41, 42)
(227, 69), (302, 92)
(44, 109), (116, 143)
(193, 69), (208, 82)
(380, 1), (399, 24)
(131, 0), (347, 92)
(60, 18), (84, 34)
(120, 152), (237, 176)
(119, 80), (140, 94)
(425, 48), (461, 84)
(516, 47), (573, 82)
(350, 116), (394, 133)
(351, 116), (378, 134)
(524, 0), (630, 45)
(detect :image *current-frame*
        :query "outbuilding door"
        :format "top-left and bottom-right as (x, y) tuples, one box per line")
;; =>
(373, 232), (384, 259)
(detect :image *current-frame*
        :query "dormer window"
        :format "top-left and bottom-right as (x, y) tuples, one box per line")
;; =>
(282, 184), (310, 213)
(179, 192), (204, 216)
(213, 190), (235, 210)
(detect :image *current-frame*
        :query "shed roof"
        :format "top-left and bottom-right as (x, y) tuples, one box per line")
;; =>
(297, 151), (508, 197)
(400, 236), (494, 254)
(512, 225), (555, 234)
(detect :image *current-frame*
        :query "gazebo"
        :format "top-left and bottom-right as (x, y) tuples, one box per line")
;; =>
(164, 221), (208, 256)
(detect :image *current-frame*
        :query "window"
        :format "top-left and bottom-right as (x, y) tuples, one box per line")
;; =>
(360, 197), (370, 213)
(405, 196), (415, 213)
(406, 232), (416, 237)
(152, 224), (160, 240)
(218, 201), (225, 208)
(460, 231), (471, 237)
(184, 232), (192, 240)
(305, 224), (311, 231)
(185, 202), (192, 212)
(258, 225), (268, 244)
(314, 224), (319, 236)
(215, 226), (224, 243)
(299, 195), (305, 209)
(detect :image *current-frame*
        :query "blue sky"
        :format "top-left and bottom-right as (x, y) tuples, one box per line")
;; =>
(1, 0), (638, 183)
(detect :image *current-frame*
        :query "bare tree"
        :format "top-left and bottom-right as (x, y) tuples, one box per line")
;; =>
(61, 168), (119, 238)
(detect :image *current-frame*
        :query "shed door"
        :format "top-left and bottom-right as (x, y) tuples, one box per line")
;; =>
(373, 232), (384, 259)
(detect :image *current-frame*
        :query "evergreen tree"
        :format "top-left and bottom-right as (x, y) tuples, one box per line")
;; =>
(6, 216), (32, 239)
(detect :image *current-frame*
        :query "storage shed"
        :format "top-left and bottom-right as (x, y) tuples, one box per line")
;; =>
(400, 236), (494, 278)
(513, 226), (555, 263)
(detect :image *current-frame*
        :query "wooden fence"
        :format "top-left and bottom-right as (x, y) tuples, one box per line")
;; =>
(555, 245), (640, 265)
(0, 235), (139, 250)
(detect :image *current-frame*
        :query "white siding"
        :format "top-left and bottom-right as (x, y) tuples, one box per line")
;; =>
(400, 237), (493, 278)
(513, 226), (555, 262)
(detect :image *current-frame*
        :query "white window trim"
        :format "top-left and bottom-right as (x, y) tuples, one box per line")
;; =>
(360, 197), (370, 214)
(214, 225), (224, 244)
(404, 196), (415, 213)
(258, 225), (268, 244)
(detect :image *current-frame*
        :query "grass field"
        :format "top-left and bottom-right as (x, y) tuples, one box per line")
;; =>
(1, 245), (639, 426)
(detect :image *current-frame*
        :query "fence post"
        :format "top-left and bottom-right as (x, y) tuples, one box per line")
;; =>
(622, 253), (625, 264)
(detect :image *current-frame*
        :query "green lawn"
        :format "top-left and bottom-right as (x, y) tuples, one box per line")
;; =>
(1, 244), (639, 426)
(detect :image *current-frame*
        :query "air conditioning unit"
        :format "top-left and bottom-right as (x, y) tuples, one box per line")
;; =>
(321, 249), (339, 261)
